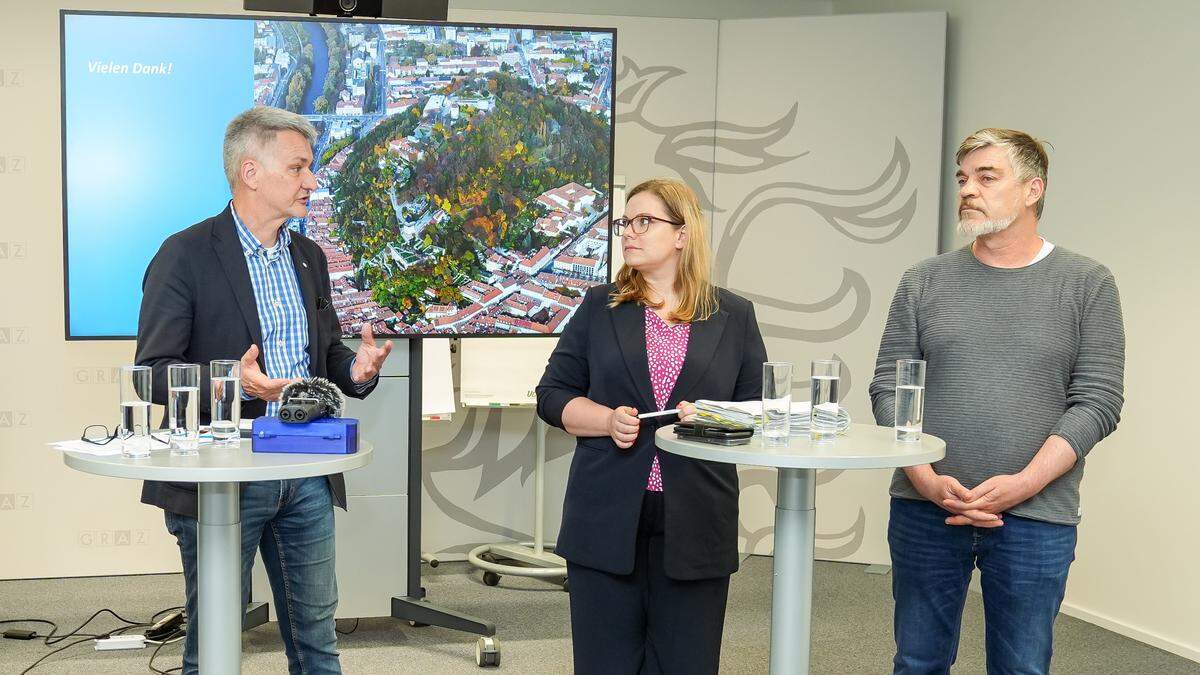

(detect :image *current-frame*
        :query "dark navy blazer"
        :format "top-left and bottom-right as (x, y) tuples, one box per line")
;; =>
(537, 283), (767, 580)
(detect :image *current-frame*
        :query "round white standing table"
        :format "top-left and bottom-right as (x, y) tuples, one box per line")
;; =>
(655, 424), (944, 675)
(63, 440), (373, 674)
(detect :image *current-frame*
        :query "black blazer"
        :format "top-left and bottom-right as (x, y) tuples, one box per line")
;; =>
(537, 283), (767, 580)
(135, 205), (375, 518)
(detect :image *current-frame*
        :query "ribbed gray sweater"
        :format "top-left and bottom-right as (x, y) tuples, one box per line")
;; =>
(869, 246), (1125, 525)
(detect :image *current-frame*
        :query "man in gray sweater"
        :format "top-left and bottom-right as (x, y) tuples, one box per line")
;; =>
(869, 128), (1125, 675)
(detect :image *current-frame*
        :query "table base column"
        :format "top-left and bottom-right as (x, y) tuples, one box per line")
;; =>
(198, 481), (241, 674)
(770, 467), (816, 675)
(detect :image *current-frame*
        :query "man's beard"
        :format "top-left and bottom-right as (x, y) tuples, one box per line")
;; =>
(957, 211), (1016, 238)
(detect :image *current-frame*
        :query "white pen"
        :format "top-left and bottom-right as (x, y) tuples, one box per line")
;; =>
(637, 409), (681, 420)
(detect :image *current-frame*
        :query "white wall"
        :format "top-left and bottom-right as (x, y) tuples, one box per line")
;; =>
(0, 0), (728, 577)
(454, 0), (832, 19)
(0, 1), (208, 579)
(3, 0), (1194, 662)
(710, 12), (946, 564)
(415, 7), (725, 558)
(422, 9), (947, 568)
(0, 0), (803, 579)
(829, 0), (1200, 662)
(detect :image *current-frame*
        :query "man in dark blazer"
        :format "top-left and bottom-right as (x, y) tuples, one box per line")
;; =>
(135, 106), (392, 675)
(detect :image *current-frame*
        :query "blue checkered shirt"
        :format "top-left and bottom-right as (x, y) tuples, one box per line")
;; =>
(231, 205), (312, 416)
(231, 204), (373, 415)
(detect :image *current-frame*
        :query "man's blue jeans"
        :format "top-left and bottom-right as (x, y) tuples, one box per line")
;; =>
(165, 477), (340, 674)
(888, 497), (1077, 675)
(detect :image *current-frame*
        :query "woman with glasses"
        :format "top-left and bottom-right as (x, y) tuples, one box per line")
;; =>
(537, 178), (768, 674)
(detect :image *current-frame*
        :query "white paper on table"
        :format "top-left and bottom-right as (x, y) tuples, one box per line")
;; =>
(696, 400), (813, 415)
(47, 440), (124, 456)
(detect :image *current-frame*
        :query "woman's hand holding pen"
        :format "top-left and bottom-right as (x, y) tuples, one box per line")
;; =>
(609, 401), (697, 448)
(609, 405), (640, 449)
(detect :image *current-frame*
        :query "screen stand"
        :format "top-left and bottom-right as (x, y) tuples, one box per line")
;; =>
(390, 339), (497, 638)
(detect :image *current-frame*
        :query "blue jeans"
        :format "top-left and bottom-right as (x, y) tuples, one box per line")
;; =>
(888, 497), (1076, 675)
(165, 477), (340, 675)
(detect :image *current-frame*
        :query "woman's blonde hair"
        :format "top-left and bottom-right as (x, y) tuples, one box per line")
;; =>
(608, 178), (718, 323)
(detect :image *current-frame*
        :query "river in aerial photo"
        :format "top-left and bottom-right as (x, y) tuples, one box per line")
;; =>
(301, 21), (330, 114)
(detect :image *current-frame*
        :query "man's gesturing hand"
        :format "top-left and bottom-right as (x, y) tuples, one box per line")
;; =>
(239, 345), (296, 402)
(350, 324), (393, 383)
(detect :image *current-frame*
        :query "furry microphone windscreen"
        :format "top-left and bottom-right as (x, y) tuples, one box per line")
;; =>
(280, 377), (346, 418)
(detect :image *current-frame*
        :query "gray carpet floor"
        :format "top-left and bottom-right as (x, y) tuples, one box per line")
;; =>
(1, 557), (1196, 673)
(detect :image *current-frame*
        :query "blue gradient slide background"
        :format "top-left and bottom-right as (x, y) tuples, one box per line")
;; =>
(64, 14), (253, 337)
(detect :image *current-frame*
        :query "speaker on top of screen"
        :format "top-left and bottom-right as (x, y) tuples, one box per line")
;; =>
(244, 0), (449, 21)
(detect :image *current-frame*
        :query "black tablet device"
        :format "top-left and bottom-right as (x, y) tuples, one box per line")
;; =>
(674, 421), (755, 446)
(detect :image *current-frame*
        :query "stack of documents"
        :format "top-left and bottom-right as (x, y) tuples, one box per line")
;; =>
(694, 400), (852, 435)
(47, 439), (123, 456)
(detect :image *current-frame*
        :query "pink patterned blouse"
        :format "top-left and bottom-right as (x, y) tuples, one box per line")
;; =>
(644, 307), (691, 492)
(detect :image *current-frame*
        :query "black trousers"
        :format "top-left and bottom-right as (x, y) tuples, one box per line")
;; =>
(566, 491), (731, 675)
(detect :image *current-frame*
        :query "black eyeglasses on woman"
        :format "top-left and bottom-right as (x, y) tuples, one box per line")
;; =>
(612, 214), (684, 236)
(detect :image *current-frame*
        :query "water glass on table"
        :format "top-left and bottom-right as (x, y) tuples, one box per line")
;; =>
(168, 363), (200, 456)
(762, 362), (793, 446)
(895, 359), (926, 442)
(810, 359), (841, 442)
(210, 360), (241, 448)
(119, 365), (153, 459)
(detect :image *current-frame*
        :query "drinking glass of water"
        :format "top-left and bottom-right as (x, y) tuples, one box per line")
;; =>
(762, 362), (793, 446)
(168, 363), (200, 456)
(810, 359), (841, 442)
(895, 359), (926, 442)
(119, 365), (152, 459)
(210, 360), (241, 449)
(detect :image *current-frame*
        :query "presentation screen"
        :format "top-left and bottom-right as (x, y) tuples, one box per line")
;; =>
(61, 11), (615, 338)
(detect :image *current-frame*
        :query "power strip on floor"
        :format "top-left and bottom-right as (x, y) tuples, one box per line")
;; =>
(95, 634), (146, 651)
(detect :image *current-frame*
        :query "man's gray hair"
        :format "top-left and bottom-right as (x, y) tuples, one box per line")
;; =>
(222, 106), (317, 190)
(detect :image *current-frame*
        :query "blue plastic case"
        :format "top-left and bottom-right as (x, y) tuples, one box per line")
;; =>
(251, 417), (359, 454)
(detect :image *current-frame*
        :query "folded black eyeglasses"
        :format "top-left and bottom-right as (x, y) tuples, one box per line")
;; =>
(81, 424), (168, 446)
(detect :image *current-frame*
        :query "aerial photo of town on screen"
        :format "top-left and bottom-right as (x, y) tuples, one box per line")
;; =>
(253, 20), (614, 335)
